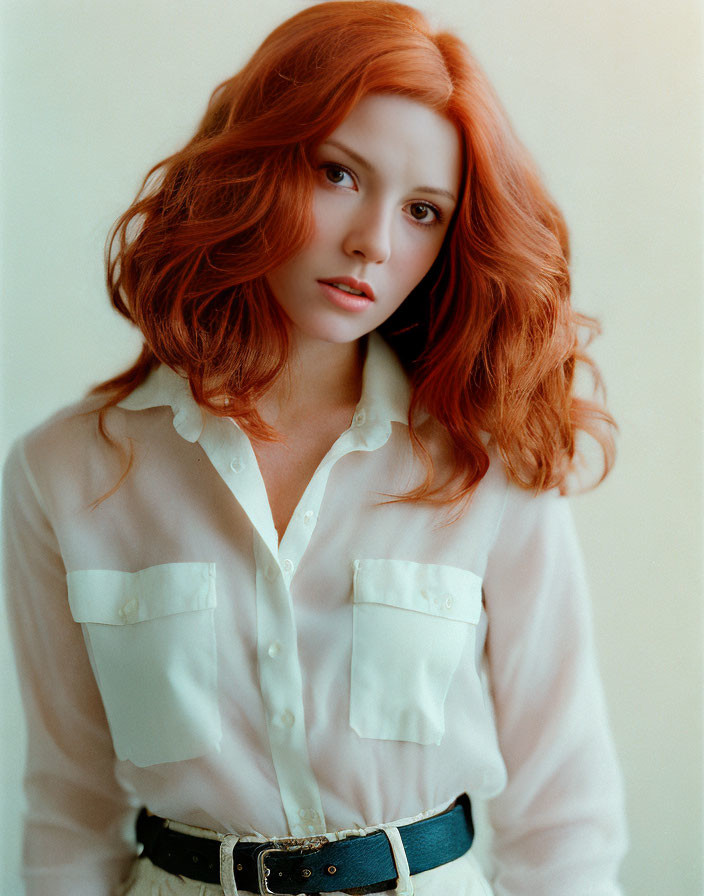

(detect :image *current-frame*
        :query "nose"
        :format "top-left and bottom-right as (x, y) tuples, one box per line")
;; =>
(341, 201), (392, 264)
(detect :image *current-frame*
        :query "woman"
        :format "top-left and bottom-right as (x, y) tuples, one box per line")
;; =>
(2, 2), (627, 894)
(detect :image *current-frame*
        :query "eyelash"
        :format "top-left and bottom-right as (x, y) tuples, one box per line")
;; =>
(318, 163), (445, 228)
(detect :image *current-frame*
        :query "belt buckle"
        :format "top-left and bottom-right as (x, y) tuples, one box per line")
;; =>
(257, 836), (328, 895)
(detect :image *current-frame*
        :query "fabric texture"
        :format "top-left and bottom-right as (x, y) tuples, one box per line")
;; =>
(2, 331), (627, 896)
(115, 852), (494, 896)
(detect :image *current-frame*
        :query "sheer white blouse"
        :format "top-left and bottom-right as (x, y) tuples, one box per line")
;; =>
(2, 332), (627, 896)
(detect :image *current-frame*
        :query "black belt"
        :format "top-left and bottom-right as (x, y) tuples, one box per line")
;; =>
(136, 794), (473, 894)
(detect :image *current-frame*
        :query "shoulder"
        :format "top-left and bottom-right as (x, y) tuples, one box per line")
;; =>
(4, 393), (166, 523)
(10, 394), (112, 477)
(2, 395), (99, 524)
(462, 440), (577, 564)
(483, 464), (585, 597)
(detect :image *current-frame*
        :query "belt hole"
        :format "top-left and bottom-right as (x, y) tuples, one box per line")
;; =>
(236, 863), (243, 871)
(327, 865), (337, 875)
(302, 869), (312, 878)
(192, 855), (199, 864)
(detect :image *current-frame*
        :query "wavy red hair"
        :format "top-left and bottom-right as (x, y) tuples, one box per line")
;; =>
(95, 0), (615, 503)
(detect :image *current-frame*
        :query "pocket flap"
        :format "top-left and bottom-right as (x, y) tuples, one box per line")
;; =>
(67, 562), (216, 625)
(352, 558), (482, 624)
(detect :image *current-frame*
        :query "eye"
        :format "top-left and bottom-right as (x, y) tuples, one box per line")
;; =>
(320, 163), (356, 188)
(406, 201), (443, 226)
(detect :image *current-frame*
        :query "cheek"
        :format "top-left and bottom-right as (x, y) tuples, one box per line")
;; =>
(310, 190), (344, 240)
(398, 234), (445, 291)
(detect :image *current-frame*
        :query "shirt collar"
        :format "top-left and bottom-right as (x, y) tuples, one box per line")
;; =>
(359, 331), (411, 428)
(117, 331), (411, 442)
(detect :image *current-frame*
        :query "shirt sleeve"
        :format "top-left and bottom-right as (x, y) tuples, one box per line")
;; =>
(2, 439), (136, 896)
(482, 485), (628, 896)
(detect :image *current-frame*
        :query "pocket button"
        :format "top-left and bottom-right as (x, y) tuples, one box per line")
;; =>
(119, 598), (140, 623)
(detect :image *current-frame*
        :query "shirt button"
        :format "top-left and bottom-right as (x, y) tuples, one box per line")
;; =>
(353, 409), (366, 427)
(280, 710), (295, 728)
(264, 565), (278, 582)
(282, 558), (295, 575)
(230, 457), (244, 473)
(267, 641), (281, 658)
(303, 510), (315, 525)
(298, 807), (319, 822)
(444, 595), (454, 609)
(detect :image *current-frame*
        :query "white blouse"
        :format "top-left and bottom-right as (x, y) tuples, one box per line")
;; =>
(2, 332), (627, 896)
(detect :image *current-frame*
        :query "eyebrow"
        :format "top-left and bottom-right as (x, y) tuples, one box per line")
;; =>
(322, 138), (458, 204)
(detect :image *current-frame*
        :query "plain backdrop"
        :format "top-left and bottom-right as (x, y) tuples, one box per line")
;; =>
(1, 1), (702, 894)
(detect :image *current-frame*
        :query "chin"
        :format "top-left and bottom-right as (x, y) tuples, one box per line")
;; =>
(293, 320), (368, 346)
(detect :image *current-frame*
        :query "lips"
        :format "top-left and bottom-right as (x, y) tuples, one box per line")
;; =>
(318, 276), (375, 301)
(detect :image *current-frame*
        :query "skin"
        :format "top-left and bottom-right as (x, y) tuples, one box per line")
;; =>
(262, 92), (462, 428)
(255, 93), (462, 540)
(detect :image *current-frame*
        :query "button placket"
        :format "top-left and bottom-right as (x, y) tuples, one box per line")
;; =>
(253, 537), (326, 836)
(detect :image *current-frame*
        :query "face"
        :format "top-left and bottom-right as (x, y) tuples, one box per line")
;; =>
(266, 93), (462, 348)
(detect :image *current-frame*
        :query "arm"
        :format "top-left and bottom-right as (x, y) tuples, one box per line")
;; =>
(483, 485), (627, 896)
(2, 439), (135, 896)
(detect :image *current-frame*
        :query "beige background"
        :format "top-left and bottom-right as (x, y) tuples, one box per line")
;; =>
(1, 1), (702, 893)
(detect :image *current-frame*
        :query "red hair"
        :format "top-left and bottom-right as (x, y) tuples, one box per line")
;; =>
(95, 0), (615, 502)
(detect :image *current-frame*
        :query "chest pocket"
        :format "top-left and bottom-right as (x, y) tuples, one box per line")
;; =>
(350, 559), (483, 746)
(67, 562), (221, 767)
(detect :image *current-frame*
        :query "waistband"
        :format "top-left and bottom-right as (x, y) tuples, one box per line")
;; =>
(136, 794), (474, 895)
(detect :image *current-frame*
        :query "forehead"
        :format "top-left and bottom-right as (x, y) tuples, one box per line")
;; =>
(323, 93), (461, 197)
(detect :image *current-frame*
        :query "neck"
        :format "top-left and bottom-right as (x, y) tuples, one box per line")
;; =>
(257, 334), (367, 431)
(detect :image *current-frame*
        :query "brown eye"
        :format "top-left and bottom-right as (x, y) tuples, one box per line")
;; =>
(325, 166), (347, 184)
(406, 201), (442, 226)
(410, 203), (430, 220)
